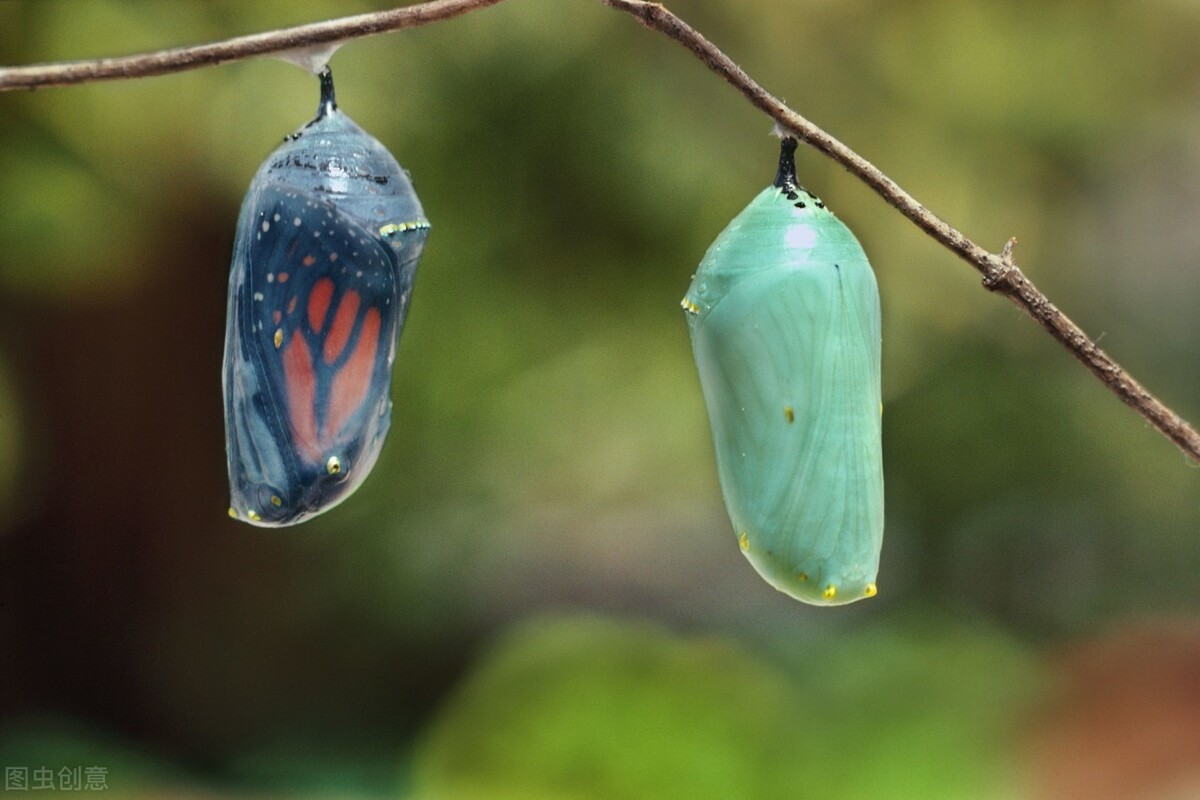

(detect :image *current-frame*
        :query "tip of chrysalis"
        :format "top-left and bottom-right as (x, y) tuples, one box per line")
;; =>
(772, 136), (799, 193)
(316, 66), (338, 120)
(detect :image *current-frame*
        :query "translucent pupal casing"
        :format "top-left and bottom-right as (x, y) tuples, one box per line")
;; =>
(682, 138), (883, 605)
(223, 68), (430, 527)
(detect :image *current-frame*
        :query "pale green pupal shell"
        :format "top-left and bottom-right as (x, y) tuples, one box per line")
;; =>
(683, 144), (883, 606)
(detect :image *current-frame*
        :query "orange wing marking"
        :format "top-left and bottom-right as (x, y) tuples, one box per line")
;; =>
(282, 330), (322, 464)
(327, 308), (381, 438)
(307, 278), (334, 334)
(323, 290), (361, 364)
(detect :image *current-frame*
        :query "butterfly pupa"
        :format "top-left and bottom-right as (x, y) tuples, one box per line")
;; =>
(223, 67), (430, 526)
(682, 137), (883, 605)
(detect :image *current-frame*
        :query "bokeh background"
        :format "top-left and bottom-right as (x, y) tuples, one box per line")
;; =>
(2, 0), (1200, 797)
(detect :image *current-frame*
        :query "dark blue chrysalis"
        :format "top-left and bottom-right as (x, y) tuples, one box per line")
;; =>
(223, 67), (430, 526)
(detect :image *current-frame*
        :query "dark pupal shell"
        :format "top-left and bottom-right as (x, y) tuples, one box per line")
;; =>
(683, 138), (883, 605)
(223, 68), (430, 527)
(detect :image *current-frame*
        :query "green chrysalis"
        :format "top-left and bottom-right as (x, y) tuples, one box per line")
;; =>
(682, 137), (883, 606)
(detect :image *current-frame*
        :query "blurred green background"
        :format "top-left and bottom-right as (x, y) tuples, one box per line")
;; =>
(1, 0), (1199, 797)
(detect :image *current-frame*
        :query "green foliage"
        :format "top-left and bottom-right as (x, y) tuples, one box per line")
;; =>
(414, 617), (804, 800)
(412, 615), (1038, 800)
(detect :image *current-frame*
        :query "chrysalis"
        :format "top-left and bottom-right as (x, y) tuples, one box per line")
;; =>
(223, 67), (430, 526)
(682, 138), (883, 605)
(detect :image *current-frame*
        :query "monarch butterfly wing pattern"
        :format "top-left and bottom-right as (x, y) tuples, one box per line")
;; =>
(224, 184), (402, 526)
(683, 139), (883, 605)
(223, 67), (429, 527)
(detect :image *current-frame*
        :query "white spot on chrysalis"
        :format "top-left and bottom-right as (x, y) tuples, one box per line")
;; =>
(294, 217), (302, 227)
(273, 213), (281, 222)
(261, 221), (270, 232)
(253, 292), (264, 302)
(267, 273), (275, 283)
(784, 224), (818, 249)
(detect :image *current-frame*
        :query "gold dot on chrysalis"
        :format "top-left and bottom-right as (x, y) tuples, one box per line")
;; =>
(270, 495), (282, 507)
(227, 507), (238, 519)
(864, 583), (878, 598)
(380, 220), (430, 237)
(247, 510), (262, 522)
(823, 584), (838, 600)
(738, 531), (749, 551)
(273, 328), (283, 349)
(797, 572), (809, 582)
(784, 405), (795, 423)
(326, 456), (341, 475)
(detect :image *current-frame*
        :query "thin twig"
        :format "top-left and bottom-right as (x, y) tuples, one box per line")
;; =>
(0, 0), (505, 90)
(600, 0), (1200, 464)
(0, 0), (1197, 463)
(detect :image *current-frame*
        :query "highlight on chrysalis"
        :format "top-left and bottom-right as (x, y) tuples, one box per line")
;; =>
(682, 136), (884, 606)
(222, 66), (431, 527)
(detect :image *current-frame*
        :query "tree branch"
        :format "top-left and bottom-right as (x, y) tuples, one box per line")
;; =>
(0, 0), (506, 90)
(1, 0), (1197, 463)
